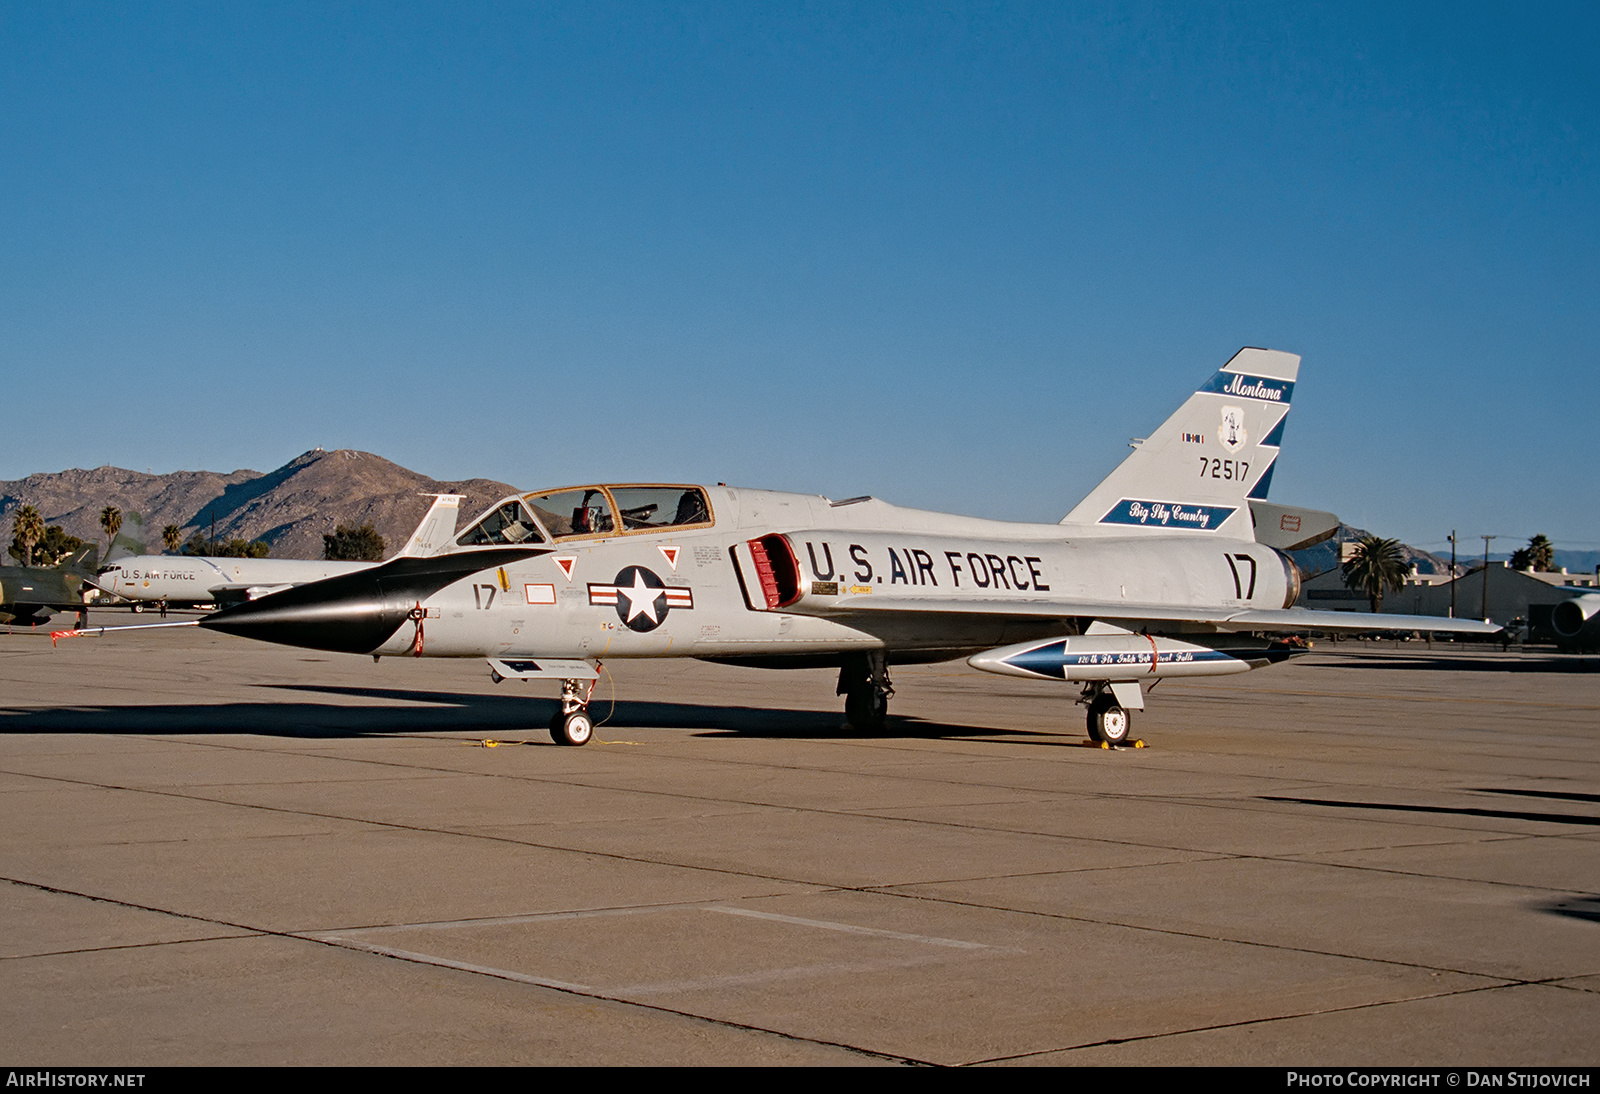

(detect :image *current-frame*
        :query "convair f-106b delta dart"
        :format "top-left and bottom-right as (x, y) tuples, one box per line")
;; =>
(62, 349), (1497, 746)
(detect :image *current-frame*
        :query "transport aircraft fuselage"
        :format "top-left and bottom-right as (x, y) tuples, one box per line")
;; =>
(98, 556), (375, 608)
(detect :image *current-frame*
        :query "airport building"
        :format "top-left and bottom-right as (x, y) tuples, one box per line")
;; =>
(1299, 561), (1599, 631)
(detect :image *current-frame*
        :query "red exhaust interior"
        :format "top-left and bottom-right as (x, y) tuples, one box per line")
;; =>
(746, 534), (802, 609)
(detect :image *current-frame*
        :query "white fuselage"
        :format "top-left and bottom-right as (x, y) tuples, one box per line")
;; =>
(362, 487), (1294, 662)
(102, 556), (376, 605)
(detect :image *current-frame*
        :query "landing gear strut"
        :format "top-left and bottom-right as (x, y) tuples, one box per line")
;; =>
(549, 677), (594, 746)
(839, 651), (893, 730)
(1083, 684), (1133, 746)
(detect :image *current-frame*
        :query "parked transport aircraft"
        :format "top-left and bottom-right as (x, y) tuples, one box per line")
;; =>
(96, 497), (465, 609)
(63, 350), (1497, 745)
(1551, 593), (1600, 650)
(98, 555), (374, 610)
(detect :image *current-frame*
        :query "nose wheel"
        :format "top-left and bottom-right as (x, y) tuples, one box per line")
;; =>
(549, 677), (596, 746)
(549, 708), (594, 746)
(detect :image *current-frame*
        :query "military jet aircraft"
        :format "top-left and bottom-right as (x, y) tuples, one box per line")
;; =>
(62, 349), (1498, 745)
(2, 545), (98, 627)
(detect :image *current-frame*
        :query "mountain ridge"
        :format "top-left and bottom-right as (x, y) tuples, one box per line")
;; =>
(0, 449), (519, 561)
(8, 453), (1586, 579)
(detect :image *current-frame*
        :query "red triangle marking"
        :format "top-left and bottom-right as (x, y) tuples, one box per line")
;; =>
(658, 545), (680, 571)
(555, 557), (576, 582)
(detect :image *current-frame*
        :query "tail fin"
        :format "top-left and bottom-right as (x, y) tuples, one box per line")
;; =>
(1061, 347), (1298, 538)
(59, 544), (100, 574)
(396, 495), (464, 558)
(107, 511), (147, 561)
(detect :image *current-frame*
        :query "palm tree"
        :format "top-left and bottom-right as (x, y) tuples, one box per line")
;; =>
(1341, 535), (1409, 613)
(14, 505), (45, 566)
(1529, 534), (1554, 572)
(100, 506), (123, 560)
(1509, 535), (1553, 572)
(162, 525), (184, 554)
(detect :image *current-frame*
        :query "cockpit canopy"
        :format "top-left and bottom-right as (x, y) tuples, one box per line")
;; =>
(455, 499), (545, 547)
(455, 485), (713, 548)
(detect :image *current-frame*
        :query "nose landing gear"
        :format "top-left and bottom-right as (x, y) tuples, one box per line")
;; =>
(550, 677), (596, 746)
(483, 659), (603, 746)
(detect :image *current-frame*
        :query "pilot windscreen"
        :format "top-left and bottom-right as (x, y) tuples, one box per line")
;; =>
(457, 501), (545, 546)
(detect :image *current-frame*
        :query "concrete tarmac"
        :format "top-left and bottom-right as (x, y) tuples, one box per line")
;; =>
(2, 614), (1597, 1066)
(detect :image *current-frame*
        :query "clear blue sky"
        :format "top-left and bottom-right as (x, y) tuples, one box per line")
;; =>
(4, 2), (1595, 554)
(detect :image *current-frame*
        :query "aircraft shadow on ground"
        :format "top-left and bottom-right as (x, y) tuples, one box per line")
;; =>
(262, 684), (1063, 742)
(1260, 790), (1600, 926)
(1258, 793), (1600, 828)
(0, 682), (1061, 742)
(1538, 895), (1600, 924)
(1303, 652), (1599, 673)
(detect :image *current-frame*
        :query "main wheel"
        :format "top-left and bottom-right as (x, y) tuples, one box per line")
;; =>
(844, 687), (887, 730)
(549, 709), (594, 746)
(1087, 695), (1131, 745)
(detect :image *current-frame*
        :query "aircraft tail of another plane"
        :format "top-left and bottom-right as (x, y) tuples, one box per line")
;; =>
(106, 511), (147, 562)
(1060, 347), (1299, 540)
(59, 544), (100, 574)
(396, 495), (464, 558)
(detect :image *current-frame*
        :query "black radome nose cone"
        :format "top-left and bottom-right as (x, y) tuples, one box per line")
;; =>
(200, 588), (412, 653)
(199, 547), (546, 654)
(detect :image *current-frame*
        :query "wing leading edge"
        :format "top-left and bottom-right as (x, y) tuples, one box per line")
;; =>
(786, 594), (1501, 636)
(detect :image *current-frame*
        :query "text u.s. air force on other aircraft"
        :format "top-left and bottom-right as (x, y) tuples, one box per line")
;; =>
(59, 348), (1498, 747)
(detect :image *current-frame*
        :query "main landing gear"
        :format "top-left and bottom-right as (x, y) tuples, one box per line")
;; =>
(1083, 683), (1133, 746)
(839, 651), (893, 730)
(549, 677), (595, 746)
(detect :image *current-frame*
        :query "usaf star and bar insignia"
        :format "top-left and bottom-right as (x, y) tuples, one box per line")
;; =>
(588, 566), (694, 632)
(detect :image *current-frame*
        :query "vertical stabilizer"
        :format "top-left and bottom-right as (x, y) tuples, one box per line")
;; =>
(1060, 347), (1298, 537)
(107, 512), (147, 562)
(61, 544), (100, 574)
(397, 495), (464, 558)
